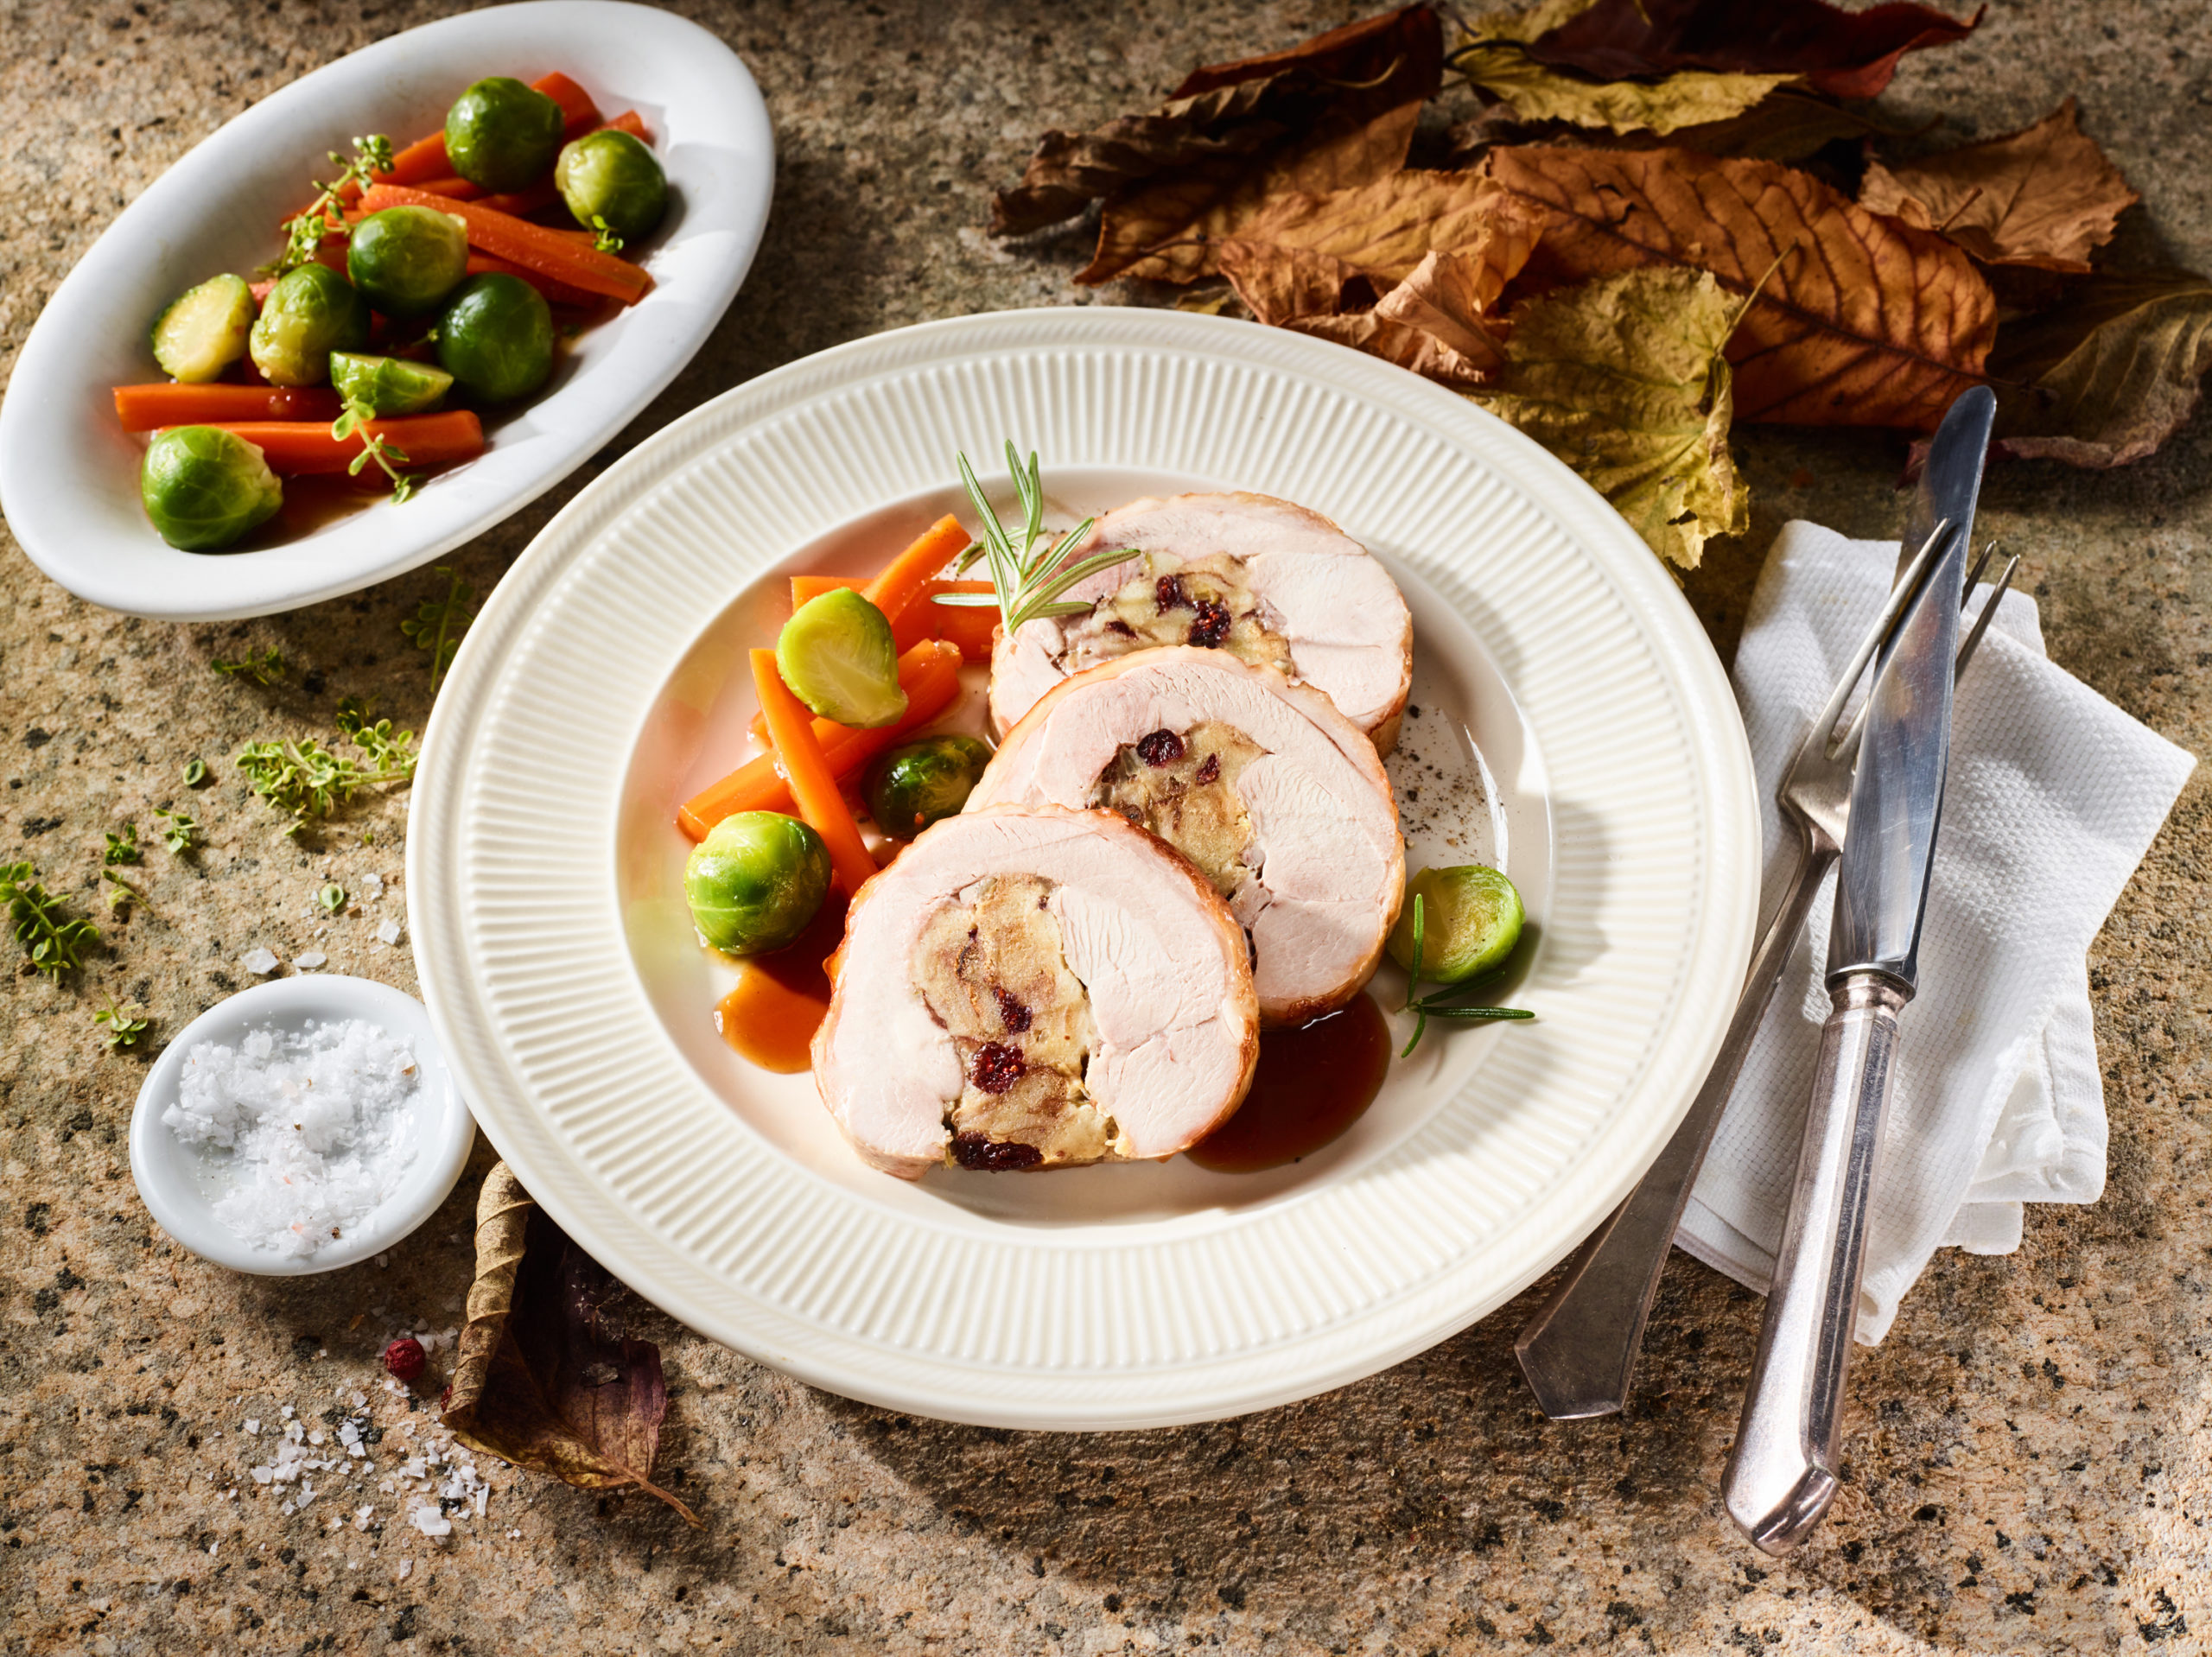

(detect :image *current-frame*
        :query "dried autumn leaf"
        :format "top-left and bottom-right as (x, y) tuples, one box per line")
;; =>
(1452, 43), (1790, 136)
(1373, 249), (1522, 363)
(1520, 0), (1982, 100)
(442, 1164), (699, 1525)
(1986, 271), (2212, 467)
(1484, 144), (1996, 428)
(989, 7), (1443, 286)
(1215, 243), (1505, 384)
(1455, 85), (1929, 165)
(1217, 169), (1543, 286)
(1859, 99), (2138, 273)
(1475, 268), (1750, 568)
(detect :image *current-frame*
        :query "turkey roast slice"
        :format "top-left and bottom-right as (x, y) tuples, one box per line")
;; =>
(812, 804), (1259, 1178)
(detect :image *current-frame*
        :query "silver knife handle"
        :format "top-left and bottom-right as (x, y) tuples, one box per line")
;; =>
(1514, 829), (1835, 1419)
(1723, 972), (1908, 1555)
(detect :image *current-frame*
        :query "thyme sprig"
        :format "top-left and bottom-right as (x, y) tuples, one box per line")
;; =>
(103, 825), (142, 867)
(1397, 893), (1534, 1057)
(154, 807), (200, 854)
(588, 213), (625, 253)
(332, 398), (416, 503)
(273, 134), (396, 274)
(212, 647), (285, 686)
(399, 566), (476, 689)
(934, 441), (1129, 635)
(94, 1004), (149, 1050)
(1, 860), (100, 981)
(238, 701), (417, 835)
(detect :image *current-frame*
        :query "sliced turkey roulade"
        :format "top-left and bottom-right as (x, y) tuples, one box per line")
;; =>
(989, 492), (1414, 755)
(969, 648), (1405, 1027)
(812, 804), (1260, 1178)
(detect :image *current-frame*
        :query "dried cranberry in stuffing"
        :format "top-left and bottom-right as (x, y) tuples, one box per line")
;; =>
(970, 1042), (1026, 1094)
(1188, 598), (1231, 648)
(383, 1337), (426, 1383)
(1135, 728), (1185, 767)
(1195, 752), (1221, 785)
(993, 987), (1033, 1033)
(1103, 618), (1137, 638)
(950, 1133), (1045, 1171)
(1155, 575), (1190, 613)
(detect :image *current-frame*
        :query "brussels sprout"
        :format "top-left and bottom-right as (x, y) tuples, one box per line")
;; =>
(435, 273), (554, 403)
(555, 128), (667, 242)
(150, 274), (253, 383)
(346, 206), (469, 319)
(443, 77), (566, 193)
(865, 736), (994, 840)
(329, 352), (453, 416)
(776, 588), (906, 729)
(248, 263), (369, 387)
(684, 811), (831, 955)
(140, 426), (283, 552)
(1387, 865), (1525, 984)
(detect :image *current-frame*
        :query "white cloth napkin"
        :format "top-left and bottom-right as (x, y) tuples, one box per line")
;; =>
(1675, 521), (2196, 1343)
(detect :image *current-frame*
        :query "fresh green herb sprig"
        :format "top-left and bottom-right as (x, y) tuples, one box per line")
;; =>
(1397, 893), (1534, 1057)
(154, 807), (200, 854)
(588, 213), (625, 254)
(103, 873), (137, 915)
(238, 702), (416, 836)
(213, 648), (285, 686)
(934, 441), (1129, 635)
(94, 1003), (149, 1049)
(318, 883), (347, 913)
(331, 398), (416, 504)
(273, 134), (396, 274)
(400, 566), (476, 690)
(0, 860), (100, 981)
(335, 698), (418, 777)
(103, 824), (142, 867)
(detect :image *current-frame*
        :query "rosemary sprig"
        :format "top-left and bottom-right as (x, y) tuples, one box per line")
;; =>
(94, 1003), (150, 1050)
(1397, 893), (1534, 1057)
(272, 135), (396, 274)
(399, 566), (476, 689)
(212, 647), (285, 686)
(332, 398), (416, 503)
(1, 860), (100, 981)
(933, 441), (1130, 635)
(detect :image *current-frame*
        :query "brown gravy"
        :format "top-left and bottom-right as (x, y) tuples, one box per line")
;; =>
(1187, 990), (1391, 1173)
(715, 898), (849, 1075)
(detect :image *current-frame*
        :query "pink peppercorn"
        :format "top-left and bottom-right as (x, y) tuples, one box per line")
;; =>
(383, 1336), (426, 1382)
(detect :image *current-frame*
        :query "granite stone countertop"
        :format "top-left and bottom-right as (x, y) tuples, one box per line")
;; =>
(3, 2), (2209, 1652)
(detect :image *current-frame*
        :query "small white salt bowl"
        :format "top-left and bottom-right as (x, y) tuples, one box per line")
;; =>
(129, 975), (474, 1276)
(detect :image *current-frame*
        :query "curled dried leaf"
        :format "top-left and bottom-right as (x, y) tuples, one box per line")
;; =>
(1220, 169), (1544, 287)
(442, 1164), (700, 1526)
(1986, 271), (2212, 467)
(1859, 98), (2138, 273)
(1454, 43), (1792, 136)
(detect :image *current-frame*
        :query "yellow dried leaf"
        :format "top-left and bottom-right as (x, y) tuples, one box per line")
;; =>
(1474, 268), (1750, 569)
(1453, 42), (1793, 135)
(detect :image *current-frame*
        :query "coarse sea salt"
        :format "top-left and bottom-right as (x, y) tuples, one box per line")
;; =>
(162, 1019), (420, 1259)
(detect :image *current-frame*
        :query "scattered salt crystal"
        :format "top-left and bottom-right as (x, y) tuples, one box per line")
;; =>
(242, 1419), (260, 1435)
(375, 919), (402, 945)
(295, 951), (329, 971)
(280, 1405), (295, 1419)
(308, 1431), (326, 1446)
(242, 948), (281, 975)
(363, 873), (386, 899)
(397, 1559), (412, 1579)
(408, 1501), (451, 1538)
(160, 1019), (422, 1259)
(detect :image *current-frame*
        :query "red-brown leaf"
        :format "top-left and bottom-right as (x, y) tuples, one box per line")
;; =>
(1987, 270), (2212, 467)
(1522, 0), (1983, 100)
(1484, 144), (1997, 428)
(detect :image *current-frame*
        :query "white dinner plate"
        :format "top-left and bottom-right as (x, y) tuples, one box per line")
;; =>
(0, 1), (771, 622)
(408, 308), (1761, 1430)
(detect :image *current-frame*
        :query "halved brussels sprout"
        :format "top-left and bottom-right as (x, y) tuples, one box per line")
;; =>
(444, 77), (566, 193)
(684, 811), (831, 955)
(1387, 865), (1525, 984)
(249, 263), (370, 387)
(140, 426), (283, 552)
(346, 206), (469, 319)
(435, 273), (554, 403)
(555, 128), (667, 242)
(865, 736), (993, 840)
(776, 589), (906, 728)
(329, 352), (453, 416)
(151, 274), (254, 383)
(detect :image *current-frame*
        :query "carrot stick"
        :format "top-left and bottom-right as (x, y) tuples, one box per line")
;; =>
(860, 515), (970, 621)
(605, 109), (652, 143)
(533, 72), (601, 134)
(789, 576), (997, 657)
(680, 642), (961, 840)
(463, 251), (601, 309)
(359, 184), (651, 304)
(749, 651), (880, 895)
(476, 177), (562, 219)
(407, 175), (484, 200)
(166, 411), (484, 475)
(115, 384), (340, 431)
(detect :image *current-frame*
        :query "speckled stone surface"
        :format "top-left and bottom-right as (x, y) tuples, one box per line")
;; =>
(2, 2), (2208, 1652)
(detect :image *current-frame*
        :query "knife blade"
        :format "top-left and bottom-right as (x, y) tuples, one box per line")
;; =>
(1720, 384), (1995, 1555)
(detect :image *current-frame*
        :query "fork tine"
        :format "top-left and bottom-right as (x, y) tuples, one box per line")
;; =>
(1819, 519), (1954, 764)
(1961, 537), (1998, 600)
(1953, 545), (2020, 683)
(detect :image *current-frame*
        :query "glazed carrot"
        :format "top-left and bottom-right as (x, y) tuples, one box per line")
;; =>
(605, 109), (652, 143)
(749, 651), (879, 895)
(359, 184), (651, 304)
(408, 175), (484, 200)
(476, 177), (562, 218)
(861, 515), (969, 619)
(115, 384), (340, 431)
(463, 251), (602, 309)
(789, 576), (997, 657)
(534, 72), (601, 134)
(168, 411), (484, 475)
(681, 642), (961, 840)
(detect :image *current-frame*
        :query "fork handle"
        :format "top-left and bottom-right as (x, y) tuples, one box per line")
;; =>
(1514, 829), (1835, 1419)
(1723, 972), (1908, 1554)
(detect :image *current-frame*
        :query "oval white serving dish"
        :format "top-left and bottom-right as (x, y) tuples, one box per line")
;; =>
(410, 307), (1762, 1430)
(0, 0), (772, 622)
(129, 975), (475, 1276)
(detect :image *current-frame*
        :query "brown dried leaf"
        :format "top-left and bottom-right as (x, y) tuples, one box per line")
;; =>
(1476, 268), (1750, 569)
(1859, 99), (2138, 273)
(1215, 243), (1504, 385)
(1484, 144), (1996, 428)
(1373, 249), (1522, 364)
(442, 1164), (699, 1525)
(1454, 43), (1791, 135)
(1987, 271), (2212, 467)
(1518, 0), (1982, 100)
(1219, 169), (1543, 286)
(988, 6), (1443, 283)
